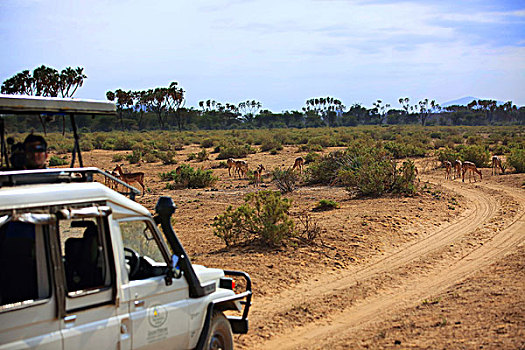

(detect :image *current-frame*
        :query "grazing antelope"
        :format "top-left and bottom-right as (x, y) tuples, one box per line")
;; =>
(234, 160), (248, 178)
(114, 164), (146, 195)
(444, 161), (452, 180)
(226, 158), (236, 177)
(492, 155), (505, 175)
(253, 164), (265, 187)
(462, 161), (482, 183)
(103, 169), (120, 190)
(292, 157), (304, 174)
(454, 159), (462, 180)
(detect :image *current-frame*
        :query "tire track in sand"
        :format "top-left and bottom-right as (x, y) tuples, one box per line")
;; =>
(250, 178), (524, 350)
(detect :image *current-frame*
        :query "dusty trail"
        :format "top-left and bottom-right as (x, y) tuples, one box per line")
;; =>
(242, 176), (524, 349)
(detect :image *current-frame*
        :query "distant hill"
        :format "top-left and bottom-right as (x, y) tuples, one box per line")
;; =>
(441, 96), (506, 107)
(440, 96), (479, 107)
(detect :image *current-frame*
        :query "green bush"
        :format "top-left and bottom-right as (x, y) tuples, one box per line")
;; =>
(390, 160), (418, 195)
(272, 167), (300, 193)
(260, 138), (283, 152)
(437, 147), (460, 164)
(112, 154), (124, 162)
(159, 164), (217, 188)
(212, 190), (295, 247)
(337, 150), (393, 197)
(508, 148), (525, 173)
(143, 153), (157, 163)
(383, 141), (426, 159)
(200, 138), (215, 148)
(216, 144), (255, 160)
(48, 155), (68, 167)
(157, 151), (177, 165)
(305, 151), (345, 185)
(304, 151), (320, 164)
(310, 145), (418, 198)
(458, 145), (490, 167)
(196, 149), (209, 162)
(114, 137), (134, 150)
(313, 199), (339, 211)
(126, 150), (142, 164)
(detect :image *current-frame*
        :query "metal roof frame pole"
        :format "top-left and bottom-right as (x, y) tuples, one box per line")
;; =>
(0, 118), (9, 169)
(69, 114), (83, 168)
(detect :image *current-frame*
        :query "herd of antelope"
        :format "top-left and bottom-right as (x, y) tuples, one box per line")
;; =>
(104, 156), (306, 195)
(102, 152), (506, 196)
(443, 155), (505, 183)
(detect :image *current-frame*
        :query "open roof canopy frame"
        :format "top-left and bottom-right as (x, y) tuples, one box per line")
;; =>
(0, 94), (117, 169)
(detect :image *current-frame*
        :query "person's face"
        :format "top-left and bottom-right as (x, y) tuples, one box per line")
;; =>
(25, 141), (47, 169)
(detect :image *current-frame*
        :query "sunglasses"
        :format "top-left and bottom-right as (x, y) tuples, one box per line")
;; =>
(27, 147), (46, 153)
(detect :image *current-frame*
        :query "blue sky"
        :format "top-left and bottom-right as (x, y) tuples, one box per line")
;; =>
(1, 0), (524, 111)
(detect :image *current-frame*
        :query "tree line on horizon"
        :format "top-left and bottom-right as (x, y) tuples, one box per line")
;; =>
(2, 65), (523, 133)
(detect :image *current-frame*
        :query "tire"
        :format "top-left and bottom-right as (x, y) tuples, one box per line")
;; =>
(204, 311), (233, 350)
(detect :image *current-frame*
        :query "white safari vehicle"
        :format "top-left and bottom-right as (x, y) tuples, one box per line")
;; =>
(0, 95), (252, 350)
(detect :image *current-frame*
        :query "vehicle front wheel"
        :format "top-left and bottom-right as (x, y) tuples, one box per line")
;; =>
(205, 311), (233, 350)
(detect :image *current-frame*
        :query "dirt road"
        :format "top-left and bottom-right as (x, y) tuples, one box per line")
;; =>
(238, 174), (525, 349)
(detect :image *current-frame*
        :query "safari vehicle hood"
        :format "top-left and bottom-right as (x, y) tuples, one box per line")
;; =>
(192, 265), (225, 285)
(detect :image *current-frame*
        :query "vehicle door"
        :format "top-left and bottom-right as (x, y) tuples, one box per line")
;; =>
(0, 218), (61, 349)
(117, 218), (191, 349)
(57, 212), (129, 350)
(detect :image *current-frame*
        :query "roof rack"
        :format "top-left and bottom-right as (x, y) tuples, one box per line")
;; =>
(0, 167), (140, 201)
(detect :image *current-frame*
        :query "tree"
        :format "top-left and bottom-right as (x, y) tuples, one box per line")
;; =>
(398, 97), (411, 115)
(1, 65), (86, 98)
(416, 98), (440, 126)
(238, 100), (262, 123)
(106, 89), (133, 129)
(303, 96), (345, 127)
(372, 99), (390, 124)
(166, 82), (185, 131)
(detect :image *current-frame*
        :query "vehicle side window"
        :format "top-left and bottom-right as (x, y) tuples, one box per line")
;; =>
(0, 222), (50, 307)
(119, 220), (168, 280)
(58, 217), (111, 293)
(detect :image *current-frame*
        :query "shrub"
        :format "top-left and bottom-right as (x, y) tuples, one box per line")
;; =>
(157, 151), (177, 165)
(508, 148), (525, 173)
(313, 199), (339, 211)
(114, 137), (134, 150)
(437, 147), (460, 164)
(313, 145), (418, 198)
(102, 138), (116, 150)
(159, 164), (217, 188)
(216, 144), (255, 160)
(390, 160), (418, 195)
(383, 141), (425, 159)
(272, 167), (299, 193)
(304, 151), (320, 164)
(458, 145), (490, 167)
(48, 155), (68, 167)
(143, 153), (157, 163)
(126, 150), (142, 164)
(260, 138), (283, 152)
(112, 154), (124, 162)
(196, 148), (209, 162)
(305, 151), (345, 185)
(212, 190), (295, 247)
(80, 140), (94, 152)
(201, 138), (215, 148)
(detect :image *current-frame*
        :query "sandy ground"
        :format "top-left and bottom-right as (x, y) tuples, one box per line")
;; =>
(75, 145), (524, 349)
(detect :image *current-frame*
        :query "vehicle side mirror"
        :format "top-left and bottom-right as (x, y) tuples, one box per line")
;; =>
(171, 254), (182, 279)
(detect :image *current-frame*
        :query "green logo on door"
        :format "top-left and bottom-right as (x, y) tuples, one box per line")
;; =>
(148, 304), (168, 328)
